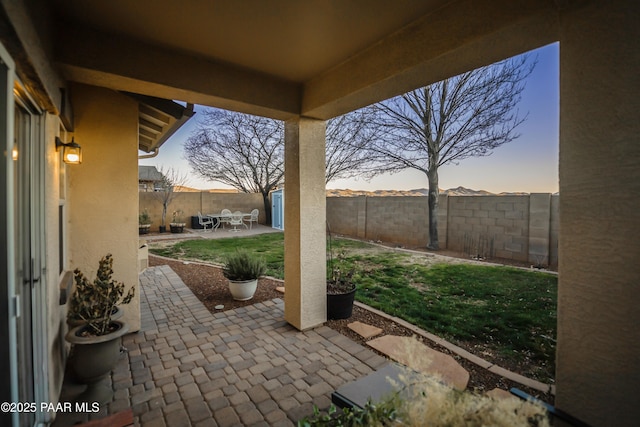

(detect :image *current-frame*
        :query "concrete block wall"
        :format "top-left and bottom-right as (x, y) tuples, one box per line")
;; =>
(327, 193), (558, 267)
(364, 197), (430, 247)
(140, 191), (559, 267)
(549, 195), (559, 266)
(139, 192), (265, 230)
(447, 195), (531, 262)
(326, 196), (363, 237)
(327, 195), (447, 248)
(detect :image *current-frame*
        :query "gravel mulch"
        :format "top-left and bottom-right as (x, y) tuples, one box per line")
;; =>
(148, 255), (554, 403)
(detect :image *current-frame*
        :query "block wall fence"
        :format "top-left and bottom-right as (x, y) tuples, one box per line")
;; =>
(140, 192), (559, 267)
(139, 192), (266, 228)
(326, 194), (559, 267)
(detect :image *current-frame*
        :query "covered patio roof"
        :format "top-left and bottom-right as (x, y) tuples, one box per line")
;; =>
(45, 0), (558, 121)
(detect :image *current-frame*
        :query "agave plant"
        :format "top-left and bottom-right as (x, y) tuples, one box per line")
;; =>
(67, 254), (135, 336)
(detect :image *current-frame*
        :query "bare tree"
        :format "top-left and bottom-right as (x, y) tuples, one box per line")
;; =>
(184, 110), (284, 225)
(152, 166), (189, 231)
(367, 55), (535, 249)
(325, 108), (382, 182)
(184, 108), (380, 225)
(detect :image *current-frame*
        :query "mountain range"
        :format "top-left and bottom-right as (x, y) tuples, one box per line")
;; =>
(326, 186), (530, 197)
(178, 186), (533, 196)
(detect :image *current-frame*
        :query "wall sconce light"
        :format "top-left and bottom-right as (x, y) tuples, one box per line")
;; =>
(11, 143), (18, 161)
(55, 137), (82, 164)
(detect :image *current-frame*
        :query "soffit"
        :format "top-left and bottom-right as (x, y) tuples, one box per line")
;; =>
(52, 0), (447, 83)
(124, 93), (195, 153)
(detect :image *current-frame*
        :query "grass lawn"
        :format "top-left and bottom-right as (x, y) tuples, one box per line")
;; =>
(150, 234), (557, 381)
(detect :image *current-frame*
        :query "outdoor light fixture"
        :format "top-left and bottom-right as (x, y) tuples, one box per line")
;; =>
(55, 136), (82, 164)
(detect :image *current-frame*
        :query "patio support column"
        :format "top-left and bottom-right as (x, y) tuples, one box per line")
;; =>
(556, 1), (640, 426)
(283, 117), (326, 330)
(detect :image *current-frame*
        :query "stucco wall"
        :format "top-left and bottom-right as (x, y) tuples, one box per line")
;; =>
(139, 191), (265, 230)
(68, 84), (140, 331)
(556, 1), (640, 425)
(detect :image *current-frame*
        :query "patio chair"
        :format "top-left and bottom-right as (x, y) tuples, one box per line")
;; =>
(197, 212), (214, 231)
(228, 211), (247, 232)
(220, 209), (232, 229)
(246, 208), (259, 229)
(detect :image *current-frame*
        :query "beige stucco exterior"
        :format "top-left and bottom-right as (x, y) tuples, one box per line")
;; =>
(67, 84), (141, 332)
(556, 2), (640, 425)
(284, 118), (328, 330)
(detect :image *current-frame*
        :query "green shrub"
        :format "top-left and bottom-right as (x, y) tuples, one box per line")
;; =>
(222, 250), (267, 281)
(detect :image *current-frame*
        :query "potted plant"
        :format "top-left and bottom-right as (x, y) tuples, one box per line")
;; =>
(138, 209), (152, 235)
(170, 209), (186, 233)
(222, 250), (266, 301)
(326, 224), (357, 320)
(65, 254), (135, 403)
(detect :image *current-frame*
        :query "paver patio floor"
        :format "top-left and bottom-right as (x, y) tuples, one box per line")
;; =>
(55, 265), (388, 426)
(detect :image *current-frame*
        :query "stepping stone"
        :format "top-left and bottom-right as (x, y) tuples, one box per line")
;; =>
(348, 321), (383, 339)
(367, 335), (469, 390)
(275, 286), (285, 294)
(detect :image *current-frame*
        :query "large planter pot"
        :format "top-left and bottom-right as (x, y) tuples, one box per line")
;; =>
(228, 279), (258, 301)
(139, 224), (151, 235)
(170, 223), (185, 233)
(327, 287), (356, 320)
(65, 320), (130, 403)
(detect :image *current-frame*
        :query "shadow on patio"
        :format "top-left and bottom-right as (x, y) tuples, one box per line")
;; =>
(53, 265), (388, 426)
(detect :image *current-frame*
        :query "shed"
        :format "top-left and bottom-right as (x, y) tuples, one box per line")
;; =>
(271, 189), (284, 230)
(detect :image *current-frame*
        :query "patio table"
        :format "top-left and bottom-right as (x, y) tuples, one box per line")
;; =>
(207, 212), (252, 230)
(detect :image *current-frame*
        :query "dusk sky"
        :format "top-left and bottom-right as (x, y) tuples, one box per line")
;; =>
(140, 43), (559, 194)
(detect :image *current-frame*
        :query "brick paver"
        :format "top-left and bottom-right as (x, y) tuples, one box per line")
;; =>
(54, 265), (387, 426)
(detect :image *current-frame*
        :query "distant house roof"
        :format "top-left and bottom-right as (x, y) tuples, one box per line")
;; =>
(139, 165), (164, 182)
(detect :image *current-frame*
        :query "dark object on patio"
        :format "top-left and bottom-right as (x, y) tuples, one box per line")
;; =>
(510, 388), (593, 427)
(192, 215), (219, 230)
(332, 363), (405, 409)
(326, 221), (357, 319)
(327, 287), (356, 320)
(159, 225), (166, 233)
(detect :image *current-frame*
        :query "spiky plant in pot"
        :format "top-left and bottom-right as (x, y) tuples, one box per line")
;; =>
(67, 253), (135, 336)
